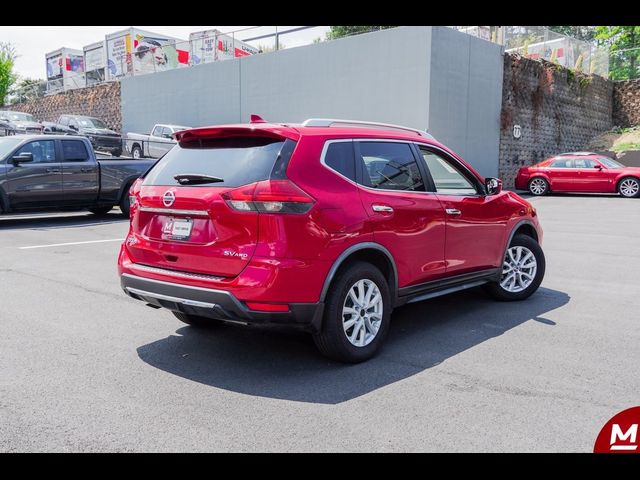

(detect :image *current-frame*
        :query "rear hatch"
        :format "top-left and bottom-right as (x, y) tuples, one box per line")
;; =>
(127, 127), (298, 278)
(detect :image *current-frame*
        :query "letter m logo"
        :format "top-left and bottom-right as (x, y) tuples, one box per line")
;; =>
(610, 424), (638, 451)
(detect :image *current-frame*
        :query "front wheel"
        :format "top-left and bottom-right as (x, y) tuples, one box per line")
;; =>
(484, 234), (545, 301)
(111, 149), (122, 157)
(528, 177), (549, 196)
(313, 262), (391, 363)
(618, 177), (640, 198)
(119, 191), (131, 218)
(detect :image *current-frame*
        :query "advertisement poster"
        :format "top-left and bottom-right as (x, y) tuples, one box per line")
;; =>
(107, 34), (132, 78)
(67, 54), (84, 73)
(85, 46), (104, 72)
(191, 31), (258, 65)
(46, 54), (63, 80)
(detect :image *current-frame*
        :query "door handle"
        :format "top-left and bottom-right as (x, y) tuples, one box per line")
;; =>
(372, 204), (394, 213)
(446, 208), (462, 215)
(46, 168), (61, 173)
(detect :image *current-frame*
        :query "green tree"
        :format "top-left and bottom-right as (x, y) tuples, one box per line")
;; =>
(595, 26), (640, 80)
(0, 42), (17, 106)
(10, 77), (46, 104)
(327, 26), (398, 40)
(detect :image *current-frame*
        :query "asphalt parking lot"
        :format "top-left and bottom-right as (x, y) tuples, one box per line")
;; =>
(0, 194), (638, 452)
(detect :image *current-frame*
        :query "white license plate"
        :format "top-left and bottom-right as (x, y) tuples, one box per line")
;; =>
(164, 218), (193, 240)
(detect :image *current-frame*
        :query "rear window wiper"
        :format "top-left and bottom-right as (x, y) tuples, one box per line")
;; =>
(174, 174), (224, 185)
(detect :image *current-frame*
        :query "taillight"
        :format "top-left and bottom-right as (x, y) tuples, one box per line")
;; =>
(129, 178), (143, 211)
(223, 180), (314, 214)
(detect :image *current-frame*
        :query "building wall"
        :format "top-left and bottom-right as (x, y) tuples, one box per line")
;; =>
(613, 79), (640, 128)
(120, 26), (503, 176)
(498, 54), (613, 188)
(121, 26), (433, 134)
(429, 27), (504, 177)
(6, 83), (121, 132)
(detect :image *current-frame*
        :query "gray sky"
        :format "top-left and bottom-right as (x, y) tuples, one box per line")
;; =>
(0, 26), (330, 80)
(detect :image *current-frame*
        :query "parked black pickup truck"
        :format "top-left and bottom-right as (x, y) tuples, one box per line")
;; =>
(0, 135), (154, 217)
(43, 115), (123, 157)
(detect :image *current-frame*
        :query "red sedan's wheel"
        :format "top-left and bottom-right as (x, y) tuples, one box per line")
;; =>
(618, 177), (640, 198)
(528, 177), (549, 196)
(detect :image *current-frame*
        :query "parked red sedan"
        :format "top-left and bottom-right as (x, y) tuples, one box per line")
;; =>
(515, 152), (640, 198)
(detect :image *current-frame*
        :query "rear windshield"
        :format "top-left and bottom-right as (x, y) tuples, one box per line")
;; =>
(142, 137), (292, 187)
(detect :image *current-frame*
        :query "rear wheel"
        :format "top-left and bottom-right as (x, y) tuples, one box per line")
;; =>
(484, 234), (545, 301)
(313, 262), (391, 363)
(528, 177), (549, 196)
(131, 145), (142, 159)
(172, 312), (223, 328)
(89, 206), (113, 215)
(119, 190), (132, 218)
(618, 177), (640, 198)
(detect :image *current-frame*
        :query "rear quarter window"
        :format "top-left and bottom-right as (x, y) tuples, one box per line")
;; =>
(324, 141), (355, 181)
(142, 137), (295, 187)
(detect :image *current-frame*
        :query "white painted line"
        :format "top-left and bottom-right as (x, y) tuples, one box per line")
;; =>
(19, 239), (123, 250)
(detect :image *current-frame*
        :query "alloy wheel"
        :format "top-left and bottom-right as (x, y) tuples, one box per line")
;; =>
(619, 178), (639, 197)
(342, 279), (383, 347)
(529, 178), (547, 195)
(500, 246), (538, 293)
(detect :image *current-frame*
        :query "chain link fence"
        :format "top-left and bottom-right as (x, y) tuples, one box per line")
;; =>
(452, 26), (610, 78)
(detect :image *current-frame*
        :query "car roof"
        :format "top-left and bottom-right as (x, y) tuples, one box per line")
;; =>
(8, 134), (88, 141)
(176, 122), (440, 146)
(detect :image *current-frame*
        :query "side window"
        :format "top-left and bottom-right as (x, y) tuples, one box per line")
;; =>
(15, 140), (56, 163)
(59, 116), (68, 126)
(151, 125), (162, 137)
(574, 158), (595, 168)
(549, 159), (572, 168)
(357, 142), (425, 192)
(161, 127), (172, 138)
(62, 140), (89, 161)
(419, 147), (478, 195)
(324, 141), (355, 181)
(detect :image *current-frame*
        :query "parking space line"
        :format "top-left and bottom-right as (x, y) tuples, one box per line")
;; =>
(19, 239), (123, 250)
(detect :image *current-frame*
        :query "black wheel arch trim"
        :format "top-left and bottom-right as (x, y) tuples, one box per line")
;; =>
(319, 242), (399, 305)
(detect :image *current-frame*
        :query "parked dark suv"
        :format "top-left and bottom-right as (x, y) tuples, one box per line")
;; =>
(119, 117), (545, 363)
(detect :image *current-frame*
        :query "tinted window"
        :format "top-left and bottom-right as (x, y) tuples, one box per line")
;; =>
(549, 159), (572, 168)
(143, 137), (293, 188)
(62, 140), (89, 161)
(324, 141), (355, 181)
(15, 140), (56, 163)
(419, 147), (477, 195)
(357, 142), (425, 191)
(597, 156), (623, 168)
(574, 158), (596, 168)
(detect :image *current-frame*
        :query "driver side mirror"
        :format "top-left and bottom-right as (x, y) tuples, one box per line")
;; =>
(594, 164), (603, 170)
(69, 124), (79, 131)
(162, 133), (172, 139)
(12, 152), (34, 165)
(485, 177), (502, 195)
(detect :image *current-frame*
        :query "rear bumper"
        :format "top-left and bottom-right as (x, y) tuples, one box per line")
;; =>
(121, 273), (324, 332)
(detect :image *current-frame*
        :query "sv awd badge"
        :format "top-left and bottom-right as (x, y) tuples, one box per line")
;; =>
(224, 250), (248, 259)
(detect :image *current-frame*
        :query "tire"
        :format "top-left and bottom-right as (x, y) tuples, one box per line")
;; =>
(484, 234), (546, 301)
(618, 177), (640, 198)
(119, 189), (132, 218)
(528, 177), (549, 196)
(131, 145), (142, 159)
(313, 261), (392, 363)
(173, 312), (222, 328)
(89, 206), (113, 215)
(112, 148), (123, 157)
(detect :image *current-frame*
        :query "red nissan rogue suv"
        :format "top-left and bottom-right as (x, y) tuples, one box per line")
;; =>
(118, 117), (545, 363)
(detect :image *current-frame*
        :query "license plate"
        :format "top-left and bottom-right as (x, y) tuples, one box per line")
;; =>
(163, 218), (193, 240)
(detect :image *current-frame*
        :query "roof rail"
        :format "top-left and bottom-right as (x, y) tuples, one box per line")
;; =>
(301, 118), (434, 139)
